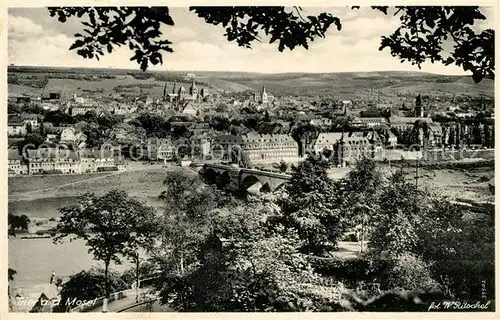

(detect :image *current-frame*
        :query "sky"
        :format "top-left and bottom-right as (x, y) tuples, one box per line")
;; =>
(8, 6), (496, 75)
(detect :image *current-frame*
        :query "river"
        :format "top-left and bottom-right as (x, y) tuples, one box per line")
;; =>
(8, 196), (164, 289)
(8, 237), (135, 288)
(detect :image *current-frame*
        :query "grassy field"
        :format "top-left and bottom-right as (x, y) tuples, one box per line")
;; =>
(8, 172), (113, 194)
(8, 168), (174, 203)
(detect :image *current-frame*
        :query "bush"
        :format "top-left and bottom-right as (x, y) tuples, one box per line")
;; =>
(308, 257), (374, 285)
(53, 268), (127, 312)
(375, 253), (442, 293)
(341, 232), (359, 242)
(478, 174), (491, 182)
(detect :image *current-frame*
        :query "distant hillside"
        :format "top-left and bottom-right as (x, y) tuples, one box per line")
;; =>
(8, 67), (494, 100)
(211, 71), (494, 99)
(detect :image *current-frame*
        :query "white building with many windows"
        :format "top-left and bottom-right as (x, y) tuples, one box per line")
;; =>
(215, 132), (299, 165)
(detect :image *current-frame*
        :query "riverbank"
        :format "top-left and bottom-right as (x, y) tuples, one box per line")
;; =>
(9, 167), (179, 203)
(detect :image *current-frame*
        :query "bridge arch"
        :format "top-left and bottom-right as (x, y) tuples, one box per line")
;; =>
(274, 182), (287, 191)
(201, 168), (218, 184)
(219, 171), (232, 189)
(241, 175), (261, 191)
(260, 182), (271, 193)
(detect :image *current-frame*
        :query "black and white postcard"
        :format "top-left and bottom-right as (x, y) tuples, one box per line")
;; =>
(2, 2), (497, 318)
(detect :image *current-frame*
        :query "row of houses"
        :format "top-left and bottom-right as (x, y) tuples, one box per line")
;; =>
(8, 148), (128, 176)
(212, 130), (390, 167)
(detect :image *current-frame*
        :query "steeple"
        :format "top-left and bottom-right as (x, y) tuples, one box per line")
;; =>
(172, 81), (177, 94)
(190, 79), (198, 97)
(163, 83), (168, 100)
(260, 86), (268, 104)
(415, 94), (423, 118)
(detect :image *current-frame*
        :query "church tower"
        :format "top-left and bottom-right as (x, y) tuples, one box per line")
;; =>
(261, 86), (268, 104)
(415, 94), (424, 117)
(163, 82), (168, 100)
(190, 79), (198, 99)
(178, 85), (186, 100)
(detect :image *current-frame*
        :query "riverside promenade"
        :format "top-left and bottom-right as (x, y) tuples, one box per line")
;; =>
(81, 287), (159, 313)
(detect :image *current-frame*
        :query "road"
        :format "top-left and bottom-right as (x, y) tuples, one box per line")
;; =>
(84, 288), (155, 313)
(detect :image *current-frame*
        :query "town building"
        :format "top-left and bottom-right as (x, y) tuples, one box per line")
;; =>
(182, 102), (198, 116)
(352, 117), (389, 129)
(214, 132), (299, 165)
(254, 86), (274, 104)
(26, 148), (81, 174)
(145, 138), (175, 161)
(7, 116), (26, 137)
(389, 116), (433, 131)
(60, 127), (87, 147)
(8, 149), (28, 176)
(302, 132), (344, 156)
(387, 131), (398, 147)
(40, 102), (61, 111)
(20, 113), (39, 130)
(71, 104), (96, 116)
(79, 149), (97, 173)
(335, 134), (374, 167)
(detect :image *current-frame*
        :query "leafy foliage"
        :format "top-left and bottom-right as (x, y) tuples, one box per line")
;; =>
(8, 213), (31, 236)
(368, 171), (429, 258)
(120, 261), (158, 286)
(273, 160), (289, 172)
(55, 190), (157, 297)
(8, 268), (17, 282)
(48, 6), (493, 82)
(157, 169), (219, 273)
(16, 133), (46, 152)
(53, 268), (127, 312)
(158, 200), (347, 312)
(374, 6), (494, 82)
(277, 156), (346, 254)
(190, 7), (341, 51)
(414, 199), (495, 299)
(48, 7), (174, 71)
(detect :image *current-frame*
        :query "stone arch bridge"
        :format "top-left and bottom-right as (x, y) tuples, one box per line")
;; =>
(200, 164), (291, 194)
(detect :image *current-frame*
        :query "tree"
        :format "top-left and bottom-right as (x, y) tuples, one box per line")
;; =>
(273, 160), (288, 173)
(8, 268), (17, 312)
(158, 199), (347, 312)
(414, 198), (495, 300)
(48, 6), (494, 82)
(368, 171), (428, 259)
(16, 133), (46, 152)
(54, 190), (157, 311)
(415, 94), (422, 108)
(8, 213), (31, 236)
(43, 110), (74, 126)
(340, 157), (383, 252)
(277, 156), (346, 254)
(157, 169), (218, 274)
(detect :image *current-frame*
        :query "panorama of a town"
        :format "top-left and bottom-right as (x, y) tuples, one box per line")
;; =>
(6, 5), (496, 314)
